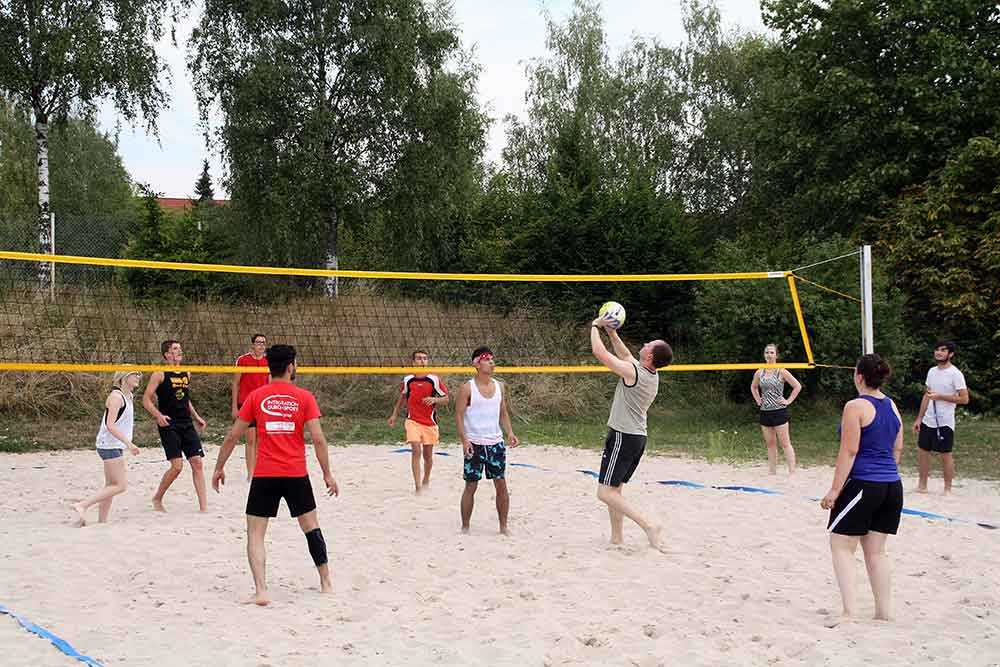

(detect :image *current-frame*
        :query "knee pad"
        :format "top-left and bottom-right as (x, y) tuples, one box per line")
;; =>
(305, 528), (328, 566)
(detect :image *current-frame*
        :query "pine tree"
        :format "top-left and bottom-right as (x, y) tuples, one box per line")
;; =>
(193, 159), (214, 203)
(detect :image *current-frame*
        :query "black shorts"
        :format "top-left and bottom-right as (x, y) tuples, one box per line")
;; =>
(827, 478), (904, 536)
(759, 408), (790, 427)
(463, 442), (506, 481)
(158, 422), (204, 460)
(918, 425), (954, 453)
(246, 476), (317, 518)
(236, 402), (256, 429)
(599, 429), (646, 486)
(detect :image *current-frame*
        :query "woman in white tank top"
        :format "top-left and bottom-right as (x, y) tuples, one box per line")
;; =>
(71, 370), (142, 526)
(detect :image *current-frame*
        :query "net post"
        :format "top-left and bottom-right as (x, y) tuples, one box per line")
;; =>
(786, 274), (814, 365)
(49, 211), (56, 301)
(859, 245), (874, 354)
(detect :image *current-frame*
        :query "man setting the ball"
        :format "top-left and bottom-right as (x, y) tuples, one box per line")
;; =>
(590, 306), (673, 552)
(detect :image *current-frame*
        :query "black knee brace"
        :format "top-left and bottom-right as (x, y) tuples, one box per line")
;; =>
(305, 528), (328, 566)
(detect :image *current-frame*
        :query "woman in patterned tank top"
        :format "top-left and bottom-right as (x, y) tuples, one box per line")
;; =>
(750, 343), (802, 475)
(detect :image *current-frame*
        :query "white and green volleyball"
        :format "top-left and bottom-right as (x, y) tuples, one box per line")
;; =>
(598, 301), (626, 329)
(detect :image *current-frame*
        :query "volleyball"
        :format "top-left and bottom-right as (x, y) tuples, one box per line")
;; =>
(598, 301), (626, 329)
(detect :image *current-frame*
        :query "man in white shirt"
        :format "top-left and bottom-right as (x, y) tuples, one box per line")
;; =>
(912, 341), (969, 494)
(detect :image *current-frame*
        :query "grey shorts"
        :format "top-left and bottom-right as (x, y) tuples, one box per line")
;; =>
(98, 448), (124, 460)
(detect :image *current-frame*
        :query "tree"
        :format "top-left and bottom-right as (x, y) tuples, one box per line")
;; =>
(189, 0), (477, 294)
(0, 0), (178, 285)
(193, 160), (215, 203)
(0, 97), (137, 258)
(481, 1), (702, 340)
(867, 135), (1000, 408)
(754, 0), (1000, 238)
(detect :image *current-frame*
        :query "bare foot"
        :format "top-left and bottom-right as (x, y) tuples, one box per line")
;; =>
(241, 592), (269, 606)
(320, 579), (333, 594)
(610, 537), (624, 545)
(414, 486), (422, 495)
(644, 525), (668, 553)
(499, 526), (512, 537)
(152, 498), (166, 512)
(461, 526), (470, 534)
(824, 614), (854, 629)
(915, 487), (928, 494)
(71, 503), (87, 527)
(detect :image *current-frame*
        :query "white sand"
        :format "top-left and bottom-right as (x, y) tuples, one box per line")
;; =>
(1, 443), (999, 666)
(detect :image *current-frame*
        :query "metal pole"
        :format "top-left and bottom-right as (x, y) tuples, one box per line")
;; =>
(49, 211), (56, 300)
(860, 244), (874, 354)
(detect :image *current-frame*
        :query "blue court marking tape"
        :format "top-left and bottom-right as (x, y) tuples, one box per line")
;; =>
(0, 603), (106, 667)
(713, 485), (782, 495)
(656, 480), (707, 489)
(391, 448), (451, 456)
(902, 507), (954, 521)
(387, 451), (999, 530)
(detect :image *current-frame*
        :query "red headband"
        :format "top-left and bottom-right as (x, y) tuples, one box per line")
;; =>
(473, 352), (494, 365)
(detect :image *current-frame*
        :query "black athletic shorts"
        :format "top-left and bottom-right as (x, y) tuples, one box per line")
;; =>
(917, 425), (954, 453)
(159, 421), (204, 460)
(599, 428), (646, 486)
(236, 402), (256, 429)
(464, 442), (506, 481)
(759, 408), (790, 427)
(827, 478), (904, 536)
(246, 476), (317, 518)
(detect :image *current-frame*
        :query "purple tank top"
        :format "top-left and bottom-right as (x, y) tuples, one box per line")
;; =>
(849, 395), (901, 483)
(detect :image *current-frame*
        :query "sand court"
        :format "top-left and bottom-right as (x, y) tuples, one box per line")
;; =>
(1, 443), (999, 666)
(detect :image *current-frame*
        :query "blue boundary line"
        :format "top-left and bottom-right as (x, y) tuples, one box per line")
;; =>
(0, 603), (106, 667)
(389, 449), (998, 530)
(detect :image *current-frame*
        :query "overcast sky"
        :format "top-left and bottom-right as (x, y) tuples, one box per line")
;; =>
(98, 0), (766, 199)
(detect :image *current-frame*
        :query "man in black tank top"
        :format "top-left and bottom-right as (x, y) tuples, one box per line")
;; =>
(143, 340), (208, 512)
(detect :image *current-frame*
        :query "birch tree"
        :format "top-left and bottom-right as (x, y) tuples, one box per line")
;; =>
(0, 0), (177, 286)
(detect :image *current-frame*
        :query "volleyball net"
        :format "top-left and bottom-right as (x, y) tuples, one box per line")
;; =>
(0, 250), (866, 375)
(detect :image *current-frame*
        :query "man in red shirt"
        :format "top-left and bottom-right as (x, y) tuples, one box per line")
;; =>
(231, 334), (269, 478)
(213, 344), (339, 606)
(388, 349), (449, 493)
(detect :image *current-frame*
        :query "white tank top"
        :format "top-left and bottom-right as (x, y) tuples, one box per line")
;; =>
(464, 378), (503, 445)
(96, 388), (134, 450)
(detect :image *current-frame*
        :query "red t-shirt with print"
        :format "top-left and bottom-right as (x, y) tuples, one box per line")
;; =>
(235, 353), (269, 404)
(239, 382), (321, 478)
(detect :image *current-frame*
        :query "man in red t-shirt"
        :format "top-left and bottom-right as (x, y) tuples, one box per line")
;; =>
(213, 344), (339, 606)
(388, 349), (449, 493)
(230, 334), (269, 478)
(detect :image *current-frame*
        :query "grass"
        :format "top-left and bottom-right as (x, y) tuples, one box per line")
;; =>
(3, 401), (998, 480)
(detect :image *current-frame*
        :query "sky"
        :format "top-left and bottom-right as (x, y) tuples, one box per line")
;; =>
(98, 1), (766, 199)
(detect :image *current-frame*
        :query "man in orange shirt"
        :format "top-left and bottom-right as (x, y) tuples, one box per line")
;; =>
(214, 344), (339, 606)
(388, 349), (449, 493)
(231, 334), (269, 478)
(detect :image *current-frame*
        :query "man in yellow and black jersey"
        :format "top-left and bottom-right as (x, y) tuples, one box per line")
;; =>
(143, 339), (208, 512)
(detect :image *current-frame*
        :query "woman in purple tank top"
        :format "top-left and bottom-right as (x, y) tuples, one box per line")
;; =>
(820, 354), (904, 626)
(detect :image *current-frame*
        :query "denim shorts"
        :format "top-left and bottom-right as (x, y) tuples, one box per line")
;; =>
(97, 448), (124, 460)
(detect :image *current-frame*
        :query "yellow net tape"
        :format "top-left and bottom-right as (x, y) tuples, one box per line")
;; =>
(0, 251), (787, 283)
(0, 362), (819, 374)
(786, 275), (815, 365)
(792, 274), (862, 304)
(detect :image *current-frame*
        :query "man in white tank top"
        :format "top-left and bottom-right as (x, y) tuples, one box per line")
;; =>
(455, 346), (519, 535)
(591, 314), (673, 552)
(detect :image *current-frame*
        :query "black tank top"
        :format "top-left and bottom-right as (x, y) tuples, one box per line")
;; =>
(156, 371), (192, 423)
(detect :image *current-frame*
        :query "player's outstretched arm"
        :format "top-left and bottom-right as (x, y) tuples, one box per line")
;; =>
(607, 329), (637, 363)
(142, 372), (169, 426)
(455, 382), (473, 457)
(307, 419), (338, 497)
(213, 418), (249, 492)
(590, 320), (637, 383)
